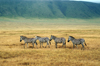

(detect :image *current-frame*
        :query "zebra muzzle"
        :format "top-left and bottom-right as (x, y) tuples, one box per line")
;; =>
(68, 40), (70, 42)
(20, 40), (22, 42)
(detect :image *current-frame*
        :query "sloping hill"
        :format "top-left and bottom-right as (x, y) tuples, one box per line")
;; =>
(0, 0), (100, 18)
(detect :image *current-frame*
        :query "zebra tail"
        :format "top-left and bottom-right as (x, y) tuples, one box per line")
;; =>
(85, 42), (87, 46)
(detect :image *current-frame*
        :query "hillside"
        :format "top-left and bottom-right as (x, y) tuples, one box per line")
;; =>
(0, 0), (100, 18)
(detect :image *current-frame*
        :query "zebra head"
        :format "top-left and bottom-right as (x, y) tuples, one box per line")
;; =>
(20, 36), (23, 42)
(50, 35), (53, 41)
(68, 36), (75, 42)
(20, 36), (26, 42)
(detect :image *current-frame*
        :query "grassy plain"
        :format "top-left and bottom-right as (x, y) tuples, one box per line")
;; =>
(0, 17), (100, 30)
(0, 18), (100, 66)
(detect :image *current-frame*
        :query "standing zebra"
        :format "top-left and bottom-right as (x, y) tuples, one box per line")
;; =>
(35, 36), (51, 48)
(50, 35), (66, 48)
(20, 36), (38, 48)
(68, 36), (87, 50)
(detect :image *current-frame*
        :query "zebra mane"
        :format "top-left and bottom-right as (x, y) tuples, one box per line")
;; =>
(51, 35), (56, 38)
(20, 36), (26, 37)
(36, 36), (41, 38)
(69, 36), (75, 39)
(20, 36), (27, 39)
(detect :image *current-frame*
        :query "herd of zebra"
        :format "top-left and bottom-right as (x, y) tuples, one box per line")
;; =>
(20, 35), (87, 50)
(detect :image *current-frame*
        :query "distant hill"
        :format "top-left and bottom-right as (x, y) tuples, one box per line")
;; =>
(0, 0), (100, 18)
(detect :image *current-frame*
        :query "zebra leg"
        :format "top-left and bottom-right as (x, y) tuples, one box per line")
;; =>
(45, 44), (47, 48)
(35, 42), (38, 49)
(24, 43), (26, 48)
(81, 44), (84, 50)
(62, 43), (64, 48)
(48, 41), (50, 48)
(76, 44), (78, 49)
(55, 42), (57, 48)
(42, 42), (44, 48)
(27, 43), (28, 48)
(73, 44), (75, 48)
(45, 42), (48, 48)
(40, 42), (41, 48)
(32, 43), (34, 48)
(65, 43), (66, 48)
(48, 43), (50, 48)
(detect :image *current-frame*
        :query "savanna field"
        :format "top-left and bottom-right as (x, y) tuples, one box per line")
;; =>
(0, 18), (100, 66)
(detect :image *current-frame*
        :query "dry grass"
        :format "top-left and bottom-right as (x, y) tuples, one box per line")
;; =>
(0, 30), (100, 66)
